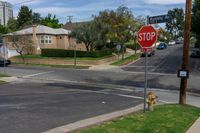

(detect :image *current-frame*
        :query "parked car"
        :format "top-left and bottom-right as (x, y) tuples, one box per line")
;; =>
(141, 49), (155, 57)
(194, 44), (200, 49)
(191, 48), (200, 58)
(176, 40), (183, 44)
(168, 40), (176, 46)
(157, 43), (167, 50)
(0, 57), (11, 66)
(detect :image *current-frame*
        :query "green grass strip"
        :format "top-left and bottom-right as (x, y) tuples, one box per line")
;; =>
(13, 63), (90, 69)
(111, 53), (141, 66)
(76, 104), (200, 133)
(0, 73), (10, 77)
(15, 55), (114, 61)
(0, 80), (6, 84)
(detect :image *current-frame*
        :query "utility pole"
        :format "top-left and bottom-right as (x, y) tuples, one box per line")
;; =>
(67, 16), (73, 23)
(67, 16), (77, 68)
(179, 0), (192, 104)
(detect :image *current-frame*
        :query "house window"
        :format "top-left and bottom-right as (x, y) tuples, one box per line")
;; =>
(40, 35), (52, 44)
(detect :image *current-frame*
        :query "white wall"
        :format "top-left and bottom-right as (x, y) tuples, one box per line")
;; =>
(0, 46), (19, 58)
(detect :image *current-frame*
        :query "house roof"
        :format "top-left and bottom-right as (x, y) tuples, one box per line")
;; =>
(5, 25), (71, 36)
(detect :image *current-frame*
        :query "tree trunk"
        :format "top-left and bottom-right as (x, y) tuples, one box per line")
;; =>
(90, 45), (94, 51)
(20, 53), (25, 63)
(86, 45), (90, 51)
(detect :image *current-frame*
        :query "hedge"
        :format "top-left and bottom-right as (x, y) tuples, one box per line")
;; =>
(41, 49), (112, 58)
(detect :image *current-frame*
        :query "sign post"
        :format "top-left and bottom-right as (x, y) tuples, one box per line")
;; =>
(137, 25), (157, 112)
(116, 44), (121, 60)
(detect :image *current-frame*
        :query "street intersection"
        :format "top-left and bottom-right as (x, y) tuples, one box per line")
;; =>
(0, 45), (200, 133)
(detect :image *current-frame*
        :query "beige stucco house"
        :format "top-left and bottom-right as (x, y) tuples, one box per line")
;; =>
(3, 25), (86, 58)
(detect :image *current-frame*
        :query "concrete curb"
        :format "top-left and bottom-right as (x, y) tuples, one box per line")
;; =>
(42, 104), (143, 133)
(186, 117), (200, 133)
(0, 76), (18, 83)
(120, 57), (141, 68)
(89, 65), (119, 70)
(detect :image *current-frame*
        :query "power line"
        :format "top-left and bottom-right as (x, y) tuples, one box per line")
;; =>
(14, 0), (38, 6)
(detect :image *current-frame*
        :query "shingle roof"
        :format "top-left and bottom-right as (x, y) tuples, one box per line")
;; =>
(5, 25), (71, 36)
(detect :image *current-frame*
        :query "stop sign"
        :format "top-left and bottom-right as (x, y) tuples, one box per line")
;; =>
(137, 25), (157, 48)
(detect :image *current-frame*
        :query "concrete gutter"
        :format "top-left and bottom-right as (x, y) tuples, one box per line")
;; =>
(42, 104), (143, 133)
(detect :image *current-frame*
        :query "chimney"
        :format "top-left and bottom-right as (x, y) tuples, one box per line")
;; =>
(32, 25), (40, 54)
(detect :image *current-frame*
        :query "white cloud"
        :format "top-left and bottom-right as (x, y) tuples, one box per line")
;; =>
(34, 1), (117, 16)
(146, 0), (185, 5)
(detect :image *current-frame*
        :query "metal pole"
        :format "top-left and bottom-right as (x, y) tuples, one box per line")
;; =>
(122, 45), (124, 60)
(143, 16), (149, 112)
(74, 44), (76, 69)
(134, 39), (137, 54)
(179, 0), (192, 104)
(118, 50), (120, 60)
(3, 39), (6, 73)
(144, 51), (148, 112)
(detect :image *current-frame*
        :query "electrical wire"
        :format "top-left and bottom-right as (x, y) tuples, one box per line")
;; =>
(14, 0), (38, 6)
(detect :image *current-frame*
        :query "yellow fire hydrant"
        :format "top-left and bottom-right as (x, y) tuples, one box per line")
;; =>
(146, 91), (158, 111)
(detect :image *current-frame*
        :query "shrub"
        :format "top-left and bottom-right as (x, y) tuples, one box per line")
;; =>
(41, 49), (112, 58)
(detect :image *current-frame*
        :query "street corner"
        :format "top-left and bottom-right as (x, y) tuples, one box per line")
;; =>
(0, 76), (18, 83)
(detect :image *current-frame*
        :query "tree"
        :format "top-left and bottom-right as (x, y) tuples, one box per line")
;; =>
(95, 6), (139, 44)
(0, 24), (8, 34)
(71, 20), (110, 51)
(17, 6), (33, 29)
(191, 0), (200, 44)
(166, 8), (184, 39)
(41, 14), (62, 28)
(32, 12), (42, 24)
(10, 35), (35, 62)
(135, 15), (146, 25)
(7, 19), (18, 32)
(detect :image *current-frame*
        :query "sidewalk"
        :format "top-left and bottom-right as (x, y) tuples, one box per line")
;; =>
(0, 76), (18, 82)
(186, 117), (200, 133)
(89, 49), (138, 71)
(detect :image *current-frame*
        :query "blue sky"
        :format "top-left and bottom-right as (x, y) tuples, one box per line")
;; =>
(5, 0), (185, 24)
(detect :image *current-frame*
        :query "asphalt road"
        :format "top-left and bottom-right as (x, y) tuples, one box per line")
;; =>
(0, 79), (143, 133)
(122, 45), (183, 74)
(0, 44), (200, 133)
(123, 45), (200, 75)
(1, 45), (200, 92)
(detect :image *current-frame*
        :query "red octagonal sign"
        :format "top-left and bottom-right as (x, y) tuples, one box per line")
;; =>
(137, 25), (157, 48)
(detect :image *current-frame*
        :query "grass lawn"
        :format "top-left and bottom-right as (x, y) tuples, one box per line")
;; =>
(0, 73), (10, 77)
(111, 53), (141, 66)
(0, 80), (5, 84)
(75, 104), (200, 133)
(15, 55), (114, 61)
(0, 73), (9, 84)
(13, 62), (90, 69)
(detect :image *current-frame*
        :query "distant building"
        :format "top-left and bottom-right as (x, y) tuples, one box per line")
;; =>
(0, 1), (13, 26)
